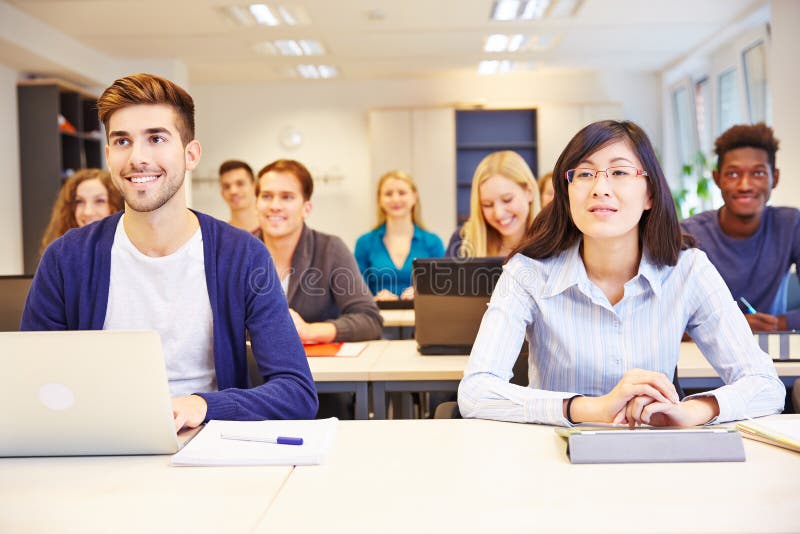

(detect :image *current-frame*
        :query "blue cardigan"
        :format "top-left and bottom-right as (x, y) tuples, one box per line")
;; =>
(354, 223), (445, 296)
(21, 211), (318, 422)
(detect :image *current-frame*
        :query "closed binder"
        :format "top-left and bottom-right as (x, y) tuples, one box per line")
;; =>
(556, 426), (746, 464)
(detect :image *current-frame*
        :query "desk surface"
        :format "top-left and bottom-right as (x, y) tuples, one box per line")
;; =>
(306, 340), (388, 382)
(370, 339), (468, 381)
(0, 453), (291, 533)
(259, 416), (800, 533)
(379, 309), (415, 327)
(367, 340), (800, 382)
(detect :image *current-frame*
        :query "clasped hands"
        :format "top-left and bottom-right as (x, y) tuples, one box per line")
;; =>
(566, 369), (719, 428)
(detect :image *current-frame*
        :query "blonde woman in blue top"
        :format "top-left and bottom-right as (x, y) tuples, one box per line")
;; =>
(458, 120), (784, 427)
(355, 170), (445, 301)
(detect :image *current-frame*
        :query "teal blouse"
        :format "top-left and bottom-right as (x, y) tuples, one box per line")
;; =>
(354, 224), (445, 296)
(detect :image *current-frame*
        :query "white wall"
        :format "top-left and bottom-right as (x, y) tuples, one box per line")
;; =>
(192, 70), (660, 249)
(770, 0), (800, 208)
(0, 63), (22, 274)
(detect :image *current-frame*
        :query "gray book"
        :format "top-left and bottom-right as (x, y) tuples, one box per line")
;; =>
(556, 426), (745, 464)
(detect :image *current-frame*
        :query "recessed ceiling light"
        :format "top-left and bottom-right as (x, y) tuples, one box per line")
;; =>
(478, 59), (515, 75)
(520, 0), (550, 20)
(220, 5), (255, 26)
(490, 0), (551, 21)
(317, 65), (338, 79)
(249, 4), (280, 26)
(277, 5), (296, 25)
(484, 34), (510, 53)
(491, 0), (521, 21)
(548, 0), (583, 18)
(296, 64), (338, 79)
(254, 39), (326, 56)
(484, 34), (529, 53)
(299, 40), (326, 55)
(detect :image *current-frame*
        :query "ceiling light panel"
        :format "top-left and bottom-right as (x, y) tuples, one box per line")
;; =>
(254, 39), (325, 56)
(296, 65), (338, 79)
(490, 0), (551, 21)
(223, 4), (311, 26)
(483, 34), (529, 53)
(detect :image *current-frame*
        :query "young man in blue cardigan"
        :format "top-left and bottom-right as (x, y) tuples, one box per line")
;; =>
(22, 73), (318, 429)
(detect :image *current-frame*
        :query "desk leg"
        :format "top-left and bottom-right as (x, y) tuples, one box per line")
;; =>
(371, 382), (386, 420)
(354, 382), (368, 420)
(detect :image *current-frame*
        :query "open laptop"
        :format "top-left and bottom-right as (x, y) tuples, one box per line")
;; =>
(0, 330), (181, 456)
(0, 275), (33, 331)
(413, 257), (504, 355)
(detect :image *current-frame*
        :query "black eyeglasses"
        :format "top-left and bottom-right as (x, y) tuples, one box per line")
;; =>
(565, 166), (648, 185)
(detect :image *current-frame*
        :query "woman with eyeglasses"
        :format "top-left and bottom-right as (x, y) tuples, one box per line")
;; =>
(458, 120), (784, 427)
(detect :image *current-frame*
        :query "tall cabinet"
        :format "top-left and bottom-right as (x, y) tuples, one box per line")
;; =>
(17, 79), (103, 274)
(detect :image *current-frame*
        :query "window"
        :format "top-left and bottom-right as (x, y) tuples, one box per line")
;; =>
(718, 68), (740, 133)
(694, 78), (712, 155)
(672, 85), (695, 169)
(743, 40), (770, 124)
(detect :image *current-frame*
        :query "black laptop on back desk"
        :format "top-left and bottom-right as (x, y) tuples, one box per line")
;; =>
(413, 257), (503, 355)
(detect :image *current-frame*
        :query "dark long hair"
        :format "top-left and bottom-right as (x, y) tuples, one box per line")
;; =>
(514, 120), (695, 266)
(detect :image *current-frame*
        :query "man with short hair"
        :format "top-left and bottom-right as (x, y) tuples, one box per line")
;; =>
(22, 73), (318, 428)
(219, 159), (259, 232)
(681, 123), (800, 332)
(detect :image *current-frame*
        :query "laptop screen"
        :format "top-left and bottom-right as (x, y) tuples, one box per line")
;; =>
(413, 257), (504, 355)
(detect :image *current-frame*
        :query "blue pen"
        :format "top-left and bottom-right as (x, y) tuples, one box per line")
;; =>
(220, 433), (304, 445)
(739, 297), (757, 314)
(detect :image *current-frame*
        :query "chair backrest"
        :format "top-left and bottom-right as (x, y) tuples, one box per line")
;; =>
(0, 275), (33, 331)
(787, 270), (800, 310)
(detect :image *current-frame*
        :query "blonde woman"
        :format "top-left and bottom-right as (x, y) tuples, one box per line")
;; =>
(355, 170), (445, 300)
(447, 151), (540, 258)
(40, 168), (123, 253)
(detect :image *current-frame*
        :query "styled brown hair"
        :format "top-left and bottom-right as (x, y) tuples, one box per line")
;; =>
(97, 73), (195, 146)
(256, 159), (314, 200)
(40, 168), (123, 253)
(515, 120), (695, 267)
(715, 122), (779, 171)
(219, 160), (254, 182)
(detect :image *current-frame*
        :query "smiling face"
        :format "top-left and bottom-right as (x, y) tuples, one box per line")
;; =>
(379, 178), (417, 221)
(479, 174), (534, 243)
(568, 139), (652, 246)
(220, 168), (256, 211)
(105, 104), (200, 214)
(714, 146), (779, 222)
(74, 178), (112, 226)
(256, 170), (311, 241)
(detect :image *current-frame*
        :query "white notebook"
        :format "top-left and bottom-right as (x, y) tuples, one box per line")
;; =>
(171, 417), (338, 466)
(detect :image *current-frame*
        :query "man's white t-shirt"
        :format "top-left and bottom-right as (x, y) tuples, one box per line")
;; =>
(103, 218), (216, 397)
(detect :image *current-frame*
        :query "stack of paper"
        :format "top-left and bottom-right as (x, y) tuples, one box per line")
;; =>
(304, 342), (366, 357)
(737, 418), (800, 453)
(171, 417), (338, 466)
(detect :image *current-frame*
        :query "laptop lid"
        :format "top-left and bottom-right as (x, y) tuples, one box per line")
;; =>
(413, 257), (503, 355)
(0, 275), (33, 331)
(0, 330), (180, 456)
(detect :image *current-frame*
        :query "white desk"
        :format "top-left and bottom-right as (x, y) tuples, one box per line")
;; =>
(258, 417), (800, 533)
(369, 339), (467, 419)
(365, 341), (800, 419)
(379, 309), (415, 328)
(307, 340), (388, 419)
(678, 342), (800, 389)
(0, 453), (291, 533)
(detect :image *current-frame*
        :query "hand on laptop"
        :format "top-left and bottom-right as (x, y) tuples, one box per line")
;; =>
(172, 395), (208, 431)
